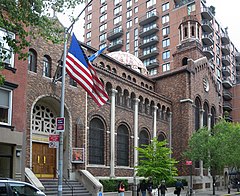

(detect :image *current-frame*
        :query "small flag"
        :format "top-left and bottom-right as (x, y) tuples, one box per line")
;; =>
(88, 47), (106, 62)
(66, 34), (109, 106)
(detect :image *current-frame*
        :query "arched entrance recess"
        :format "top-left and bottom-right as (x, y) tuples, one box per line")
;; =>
(30, 96), (71, 178)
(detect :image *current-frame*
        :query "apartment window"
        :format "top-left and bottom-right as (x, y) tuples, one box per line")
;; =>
(134, 28), (138, 38)
(100, 43), (107, 49)
(134, 7), (138, 13)
(187, 3), (196, 15)
(100, 14), (107, 23)
(87, 13), (92, 20)
(43, 55), (51, 78)
(146, 0), (156, 8)
(216, 57), (220, 66)
(114, 0), (122, 5)
(126, 10), (132, 18)
(217, 68), (221, 79)
(126, 20), (132, 29)
(99, 23), (107, 32)
(216, 45), (220, 56)
(162, 50), (170, 60)
(0, 28), (14, 67)
(135, 0), (138, 2)
(99, 33), (107, 42)
(86, 32), (91, 39)
(134, 17), (138, 24)
(86, 22), (92, 29)
(28, 49), (37, 73)
(134, 50), (138, 57)
(114, 15), (122, 25)
(162, 2), (169, 12)
(126, 43), (130, 52)
(162, 14), (169, 24)
(162, 62), (170, 72)
(86, 41), (91, 46)
(87, 4), (92, 11)
(162, 26), (170, 36)
(114, 5), (122, 15)
(100, 5), (107, 14)
(126, 32), (130, 44)
(127, 0), (132, 8)
(100, 0), (106, 4)
(143, 45), (157, 55)
(0, 88), (12, 125)
(162, 38), (170, 48)
(143, 58), (157, 67)
(149, 68), (157, 75)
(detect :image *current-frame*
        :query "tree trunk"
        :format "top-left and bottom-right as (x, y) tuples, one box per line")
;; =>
(212, 175), (216, 195)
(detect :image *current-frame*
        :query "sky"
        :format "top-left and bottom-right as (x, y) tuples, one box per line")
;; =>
(57, 0), (240, 49)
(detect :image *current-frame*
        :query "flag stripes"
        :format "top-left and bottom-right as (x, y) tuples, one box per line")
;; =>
(66, 34), (109, 106)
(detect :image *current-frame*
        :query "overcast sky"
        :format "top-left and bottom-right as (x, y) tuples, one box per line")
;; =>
(57, 0), (240, 49)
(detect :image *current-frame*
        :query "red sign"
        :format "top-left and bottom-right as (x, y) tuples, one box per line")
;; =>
(186, 161), (192, 165)
(56, 117), (65, 132)
(49, 134), (59, 148)
(49, 134), (59, 142)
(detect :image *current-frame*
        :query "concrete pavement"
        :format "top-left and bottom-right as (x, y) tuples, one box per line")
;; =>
(163, 188), (240, 196)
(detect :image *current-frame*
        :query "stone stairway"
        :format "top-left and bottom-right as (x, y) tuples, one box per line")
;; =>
(40, 179), (92, 196)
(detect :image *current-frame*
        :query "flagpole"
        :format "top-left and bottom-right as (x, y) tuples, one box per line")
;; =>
(58, 1), (93, 196)
(58, 27), (67, 196)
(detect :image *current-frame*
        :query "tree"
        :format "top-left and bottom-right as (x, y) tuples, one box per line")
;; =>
(135, 138), (178, 185)
(0, 0), (85, 84)
(184, 119), (240, 195)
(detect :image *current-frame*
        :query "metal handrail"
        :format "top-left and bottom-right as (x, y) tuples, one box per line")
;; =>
(63, 176), (74, 196)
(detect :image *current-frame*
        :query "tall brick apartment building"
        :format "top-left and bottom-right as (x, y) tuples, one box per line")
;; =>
(0, 28), (28, 180)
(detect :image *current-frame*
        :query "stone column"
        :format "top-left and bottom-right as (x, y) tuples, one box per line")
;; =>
(110, 89), (117, 177)
(153, 106), (158, 138)
(188, 21), (191, 38)
(196, 22), (198, 39)
(169, 112), (172, 159)
(133, 98), (140, 169)
(181, 24), (184, 40)
(199, 108), (204, 176)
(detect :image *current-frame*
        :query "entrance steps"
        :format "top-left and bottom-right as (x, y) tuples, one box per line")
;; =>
(40, 179), (92, 196)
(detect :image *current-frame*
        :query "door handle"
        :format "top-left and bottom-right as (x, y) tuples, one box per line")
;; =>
(44, 156), (46, 164)
(37, 155), (40, 164)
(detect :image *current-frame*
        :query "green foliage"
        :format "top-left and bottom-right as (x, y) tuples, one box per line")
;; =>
(99, 179), (128, 192)
(135, 138), (178, 185)
(184, 119), (240, 175)
(0, 0), (85, 83)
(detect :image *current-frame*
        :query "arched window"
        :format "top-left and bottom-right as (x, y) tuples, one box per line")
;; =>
(182, 57), (188, 66)
(157, 132), (166, 142)
(139, 129), (150, 147)
(195, 98), (200, 131)
(117, 125), (129, 166)
(191, 26), (195, 36)
(184, 27), (188, 37)
(106, 65), (111, 70)
(28, 49), (37, 73)
(89, 118), (104, 164)
(112, 68), (117, 73)
(43, 55), (51, 78)
(203, 102), (208, 127)
(211, 107), (216, 128)
(122, 73), (126, 78)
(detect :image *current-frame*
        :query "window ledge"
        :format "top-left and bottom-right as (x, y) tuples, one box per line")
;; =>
(0, 123), (15, 131)
(4, 64), (16, 73)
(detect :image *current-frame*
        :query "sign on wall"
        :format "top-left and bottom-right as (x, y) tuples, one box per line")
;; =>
(72, 148), (84, 163)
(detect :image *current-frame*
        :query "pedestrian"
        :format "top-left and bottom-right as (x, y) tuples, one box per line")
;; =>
(139, 179), (147, 196)
(158, 180), (167, 196)
(118, 181), (125, 196)
(175, 179), (184, 196)
(147, 178), (153, 196)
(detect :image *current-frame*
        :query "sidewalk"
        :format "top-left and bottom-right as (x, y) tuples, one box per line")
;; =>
(163, 188), (240, 196)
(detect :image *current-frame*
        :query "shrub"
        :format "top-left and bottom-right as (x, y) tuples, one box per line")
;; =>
(100, 179), (128, 192)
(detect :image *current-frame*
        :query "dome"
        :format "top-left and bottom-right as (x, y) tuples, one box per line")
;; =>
(107, 51), (148, 75)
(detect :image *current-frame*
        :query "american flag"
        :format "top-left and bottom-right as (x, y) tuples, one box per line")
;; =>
(66, 34), (109, 106)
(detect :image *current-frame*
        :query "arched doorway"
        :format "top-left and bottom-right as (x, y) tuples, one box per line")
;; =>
(31, 96), (70, 178)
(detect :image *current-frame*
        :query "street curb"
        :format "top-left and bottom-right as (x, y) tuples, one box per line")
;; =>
(223, 193), (240, 196)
